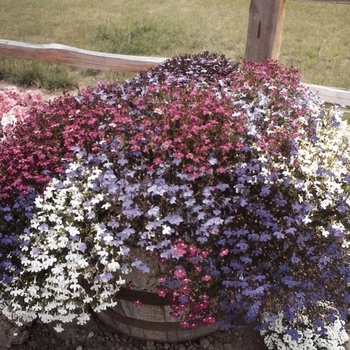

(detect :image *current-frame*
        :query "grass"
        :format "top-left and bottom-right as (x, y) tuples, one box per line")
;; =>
(0, 59), (76, 89)
(0, 0), (349, 91)
(342, 109), (350, 123)
(282, 1), (350, 89)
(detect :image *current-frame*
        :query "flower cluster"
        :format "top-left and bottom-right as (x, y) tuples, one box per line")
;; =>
(0, 86), (44, 286)
(0, 86), (44, 140)
(260, 303), (349, 350)
(0, 53), (350, 344)
(1, 156), (126, 329)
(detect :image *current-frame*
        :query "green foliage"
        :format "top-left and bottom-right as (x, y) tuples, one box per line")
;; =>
(94, 20), (201, 56)
(343, 110), (350, 123)
(0, 59), (76, 90)
(0, 0), (349, 89)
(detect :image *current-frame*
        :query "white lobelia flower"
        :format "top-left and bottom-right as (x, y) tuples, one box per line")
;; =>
(1, 113), (17, 128)
(261, 305), (349, 350)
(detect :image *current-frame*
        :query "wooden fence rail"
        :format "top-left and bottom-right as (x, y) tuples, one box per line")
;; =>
(0, 39), (166, 73)
(0, 39), (349, 107)
(302, 83), (350, 107)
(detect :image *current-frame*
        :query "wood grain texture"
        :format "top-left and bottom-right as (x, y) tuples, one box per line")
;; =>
(245, 0), (286, 62)
(304, 83), (350, 107)
(0, 39), (349, 106)
(0, 39), (166, 72)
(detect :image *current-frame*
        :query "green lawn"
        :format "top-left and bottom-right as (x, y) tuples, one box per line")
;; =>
(0, 0), (349, 90)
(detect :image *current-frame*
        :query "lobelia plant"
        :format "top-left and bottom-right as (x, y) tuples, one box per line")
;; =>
(0, 86), (44, 287)
(0, 86), (44, 140)
(260, 302), (349, 350)
(0, 53), (350, 345)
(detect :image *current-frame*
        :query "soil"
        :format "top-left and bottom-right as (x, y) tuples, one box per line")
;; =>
(4, 312), (267, 350)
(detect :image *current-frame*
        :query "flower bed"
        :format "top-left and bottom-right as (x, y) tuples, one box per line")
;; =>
(1, 53), (350, 347)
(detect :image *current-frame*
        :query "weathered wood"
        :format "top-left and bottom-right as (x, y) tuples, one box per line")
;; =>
(245, 0), (286, 62)
(0, 39), (349, 106)
(304, 83), (350, 107)
(96, 249), (218, 342)
(0, 39), (166, 72)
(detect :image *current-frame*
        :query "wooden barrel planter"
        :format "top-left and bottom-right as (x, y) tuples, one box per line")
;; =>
(95, 249), (218, 342)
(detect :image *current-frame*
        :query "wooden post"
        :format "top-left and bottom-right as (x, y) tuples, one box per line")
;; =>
(245, 0), (286, 62)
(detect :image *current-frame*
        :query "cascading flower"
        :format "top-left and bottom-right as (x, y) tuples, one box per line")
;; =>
(260, 302), (349, 350)
(0, 86), (44, 286)
(0, 53), (349, 348)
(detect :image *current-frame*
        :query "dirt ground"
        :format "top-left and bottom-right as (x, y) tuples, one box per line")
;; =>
(1, 311), (267, 350)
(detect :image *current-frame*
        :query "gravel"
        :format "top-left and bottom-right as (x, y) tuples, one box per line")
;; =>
(1, 312), (267, 350)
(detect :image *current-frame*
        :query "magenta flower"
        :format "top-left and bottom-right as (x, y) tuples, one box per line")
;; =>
(173, 267), (187, 280)
(220, 248), (229, 257)
(201, 275), (212, 282)
(132, 300), (143, 307)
